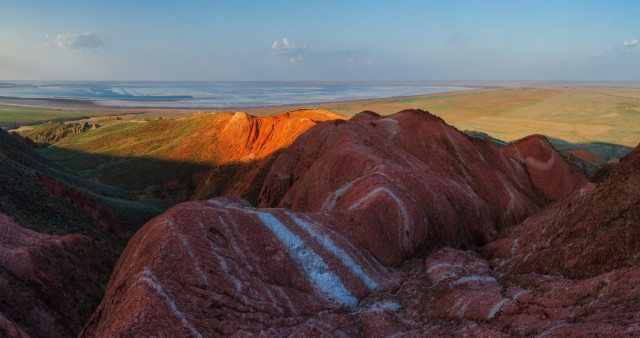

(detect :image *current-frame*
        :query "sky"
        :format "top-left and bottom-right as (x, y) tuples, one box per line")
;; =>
(0, 0), (639, 81)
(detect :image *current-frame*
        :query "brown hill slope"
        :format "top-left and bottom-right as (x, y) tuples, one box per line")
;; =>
(82, 110), (585, 336)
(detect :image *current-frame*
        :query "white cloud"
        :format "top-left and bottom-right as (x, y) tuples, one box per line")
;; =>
(43, 32), (103, 49)
(346, 56), (379, 67)
(623, 39), (638, 47)
(271, 38), (306, 64)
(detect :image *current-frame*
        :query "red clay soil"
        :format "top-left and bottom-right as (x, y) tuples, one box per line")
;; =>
(189, 109), (344, 202)
(485, 140), (640, 279)
(82, 110), (594, 336)
(500, 134), (587, 201)
(0, 213), (118, 337)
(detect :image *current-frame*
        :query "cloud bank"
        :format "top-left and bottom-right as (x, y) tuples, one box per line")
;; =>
(43, 32), (103, 49)
(272, 38), (306, 64)
(623, 39), (638, 47)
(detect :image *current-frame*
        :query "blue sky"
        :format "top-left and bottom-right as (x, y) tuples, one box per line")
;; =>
(1, 0), (638, 81)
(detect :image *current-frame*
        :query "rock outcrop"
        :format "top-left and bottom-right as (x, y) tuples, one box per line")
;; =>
(486, 140), (640, 278)
(17, 121), (94, 145)
(499, 134), (587, 201)
(258, 110), (553, 264)
(190, 109), (344, 203)
(83, 110), (590, 336)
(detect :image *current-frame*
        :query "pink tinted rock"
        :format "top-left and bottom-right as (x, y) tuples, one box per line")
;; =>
(259, 109), (548, 266)
(485, 141), (640, 278)
(0, 212), (116, 337)
(83, 110), (623, 336)
(500, 134), (587, 201)
(81, 197), (394, 336)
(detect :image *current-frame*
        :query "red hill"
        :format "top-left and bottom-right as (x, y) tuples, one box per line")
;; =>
(82, 110), (586, 336)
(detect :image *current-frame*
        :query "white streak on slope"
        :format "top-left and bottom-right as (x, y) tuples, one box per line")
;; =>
(488, 298), (509, 319)
(249, 211), (358, 309)
(286, 211), (378, 291)
(138, 269), (203, 338)
(453, 275), (497, 285)
(166, 221), (208, 286)
(347, 187), (410, 251)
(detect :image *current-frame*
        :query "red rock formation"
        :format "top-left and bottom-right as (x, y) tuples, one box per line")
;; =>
(354, 247), (640, 336)
(258, 110), (553, 265)
(0, 212), (118, 337)
(500, 134), (587, 201)
(190, 109), (343, 202)
(82, 197), (394, 336)
(486, 141), (640, 279)
(84, 110), (590, 336)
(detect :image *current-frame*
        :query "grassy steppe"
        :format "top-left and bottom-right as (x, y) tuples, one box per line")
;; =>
(0, 105), (110, 129)
(320, 84), (640, 148)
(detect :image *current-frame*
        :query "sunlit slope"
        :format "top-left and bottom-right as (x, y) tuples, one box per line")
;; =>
(42, 109), (344, 203)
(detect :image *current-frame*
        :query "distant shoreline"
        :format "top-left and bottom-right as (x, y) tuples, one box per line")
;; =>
(0, 89), (488, 112)
(0, 83), (489, 112)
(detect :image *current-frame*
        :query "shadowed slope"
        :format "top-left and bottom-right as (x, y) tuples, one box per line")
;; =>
(0, 128), (169, 337)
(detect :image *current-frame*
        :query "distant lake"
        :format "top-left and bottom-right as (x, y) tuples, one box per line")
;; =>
(0, 81), (475, 109)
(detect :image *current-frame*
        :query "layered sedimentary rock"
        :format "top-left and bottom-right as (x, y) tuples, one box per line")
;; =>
(83, 109), (590, 336)
(355, 246), (640, 336)
(190, 109), (345, 203)
(499, 134), (587, 201)
(363, 141), (640, 335)
(486, 140), (640, 278)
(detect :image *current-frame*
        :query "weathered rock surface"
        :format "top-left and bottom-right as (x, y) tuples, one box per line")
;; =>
(355, 247), (640, 336)
(486, 140), (640, 279)
(83, 110), (591, 336)
(0, 212), (118, 337)
(258, 110), (562, 265)
(82, 197), (393, 336)
(500, 134), (587, 201)
(190, 109), (344, 204)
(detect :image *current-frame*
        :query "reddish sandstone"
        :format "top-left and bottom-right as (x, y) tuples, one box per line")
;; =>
(500, 134), (587, 201)
(258, 110), (559, 265)
(82, 110), (590, 336)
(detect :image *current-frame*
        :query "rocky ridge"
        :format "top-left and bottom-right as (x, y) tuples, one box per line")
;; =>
(82, 109), (602, 336)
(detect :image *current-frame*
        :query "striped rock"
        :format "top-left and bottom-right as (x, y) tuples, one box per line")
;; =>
(82, 110), (588, 336)
(259, 110), (559, 265)
(500, 134), (587, 201)
(81, 197), (393, 336)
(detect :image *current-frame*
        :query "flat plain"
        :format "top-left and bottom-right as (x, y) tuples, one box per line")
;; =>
(4, 83), (640, 150)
